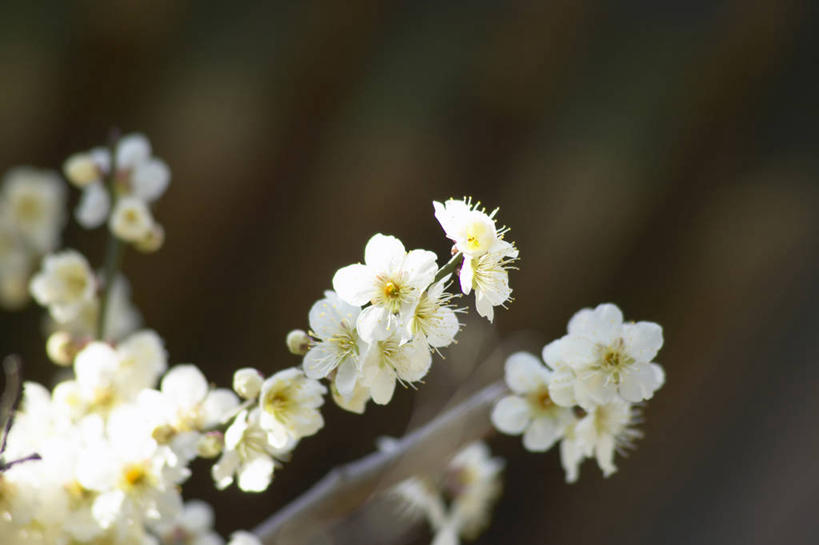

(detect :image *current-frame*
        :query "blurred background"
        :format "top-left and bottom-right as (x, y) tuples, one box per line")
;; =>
(1, 1), (818, 544)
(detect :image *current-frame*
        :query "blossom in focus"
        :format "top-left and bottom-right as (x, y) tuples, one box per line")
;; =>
(407, 277), (460, 350)
(360, 331), (432, 405)
(302, 290), (366, 401)
(491, 352), (575, 452)
(433, 198), (498, 258)
(258, 368), (326, 449)
(459, 238), (517, 323)
(333, 233), (437, 343)
(559, 400), (642, 483)
(212, 408), (295, 493)
(29, 250), (96, 322)
(544, 303), (665, 408)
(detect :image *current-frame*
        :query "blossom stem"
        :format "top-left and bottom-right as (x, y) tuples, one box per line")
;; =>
(434, 252), (463, 284)
(253, 380), (506, 544)
(96, 130), (123, 340)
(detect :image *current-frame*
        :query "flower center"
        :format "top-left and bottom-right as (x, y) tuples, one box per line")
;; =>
(122, 463), (148, 489)
(599, 338), (635, 383)
(528, 387), (554, 413)
(383, 281), (399, 299)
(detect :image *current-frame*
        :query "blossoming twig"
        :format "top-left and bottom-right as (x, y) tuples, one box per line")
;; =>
(252, 380), (505, 544)
(96, 130), (123, 339)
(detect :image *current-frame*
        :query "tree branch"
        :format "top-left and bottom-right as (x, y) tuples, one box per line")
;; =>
(253, 380), (506, 544)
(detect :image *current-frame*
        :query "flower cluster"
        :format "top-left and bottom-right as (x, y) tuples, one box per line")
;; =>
(383, 439), (504, 545)
(65, 133), (168, 250)
(492, 303), (665, 481)
(0, 168), (65, 308)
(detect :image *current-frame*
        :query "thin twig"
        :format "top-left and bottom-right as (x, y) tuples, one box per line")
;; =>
(0, 355), (23, 456)
(96, 129), (123, 340)
(253, 380), (506, 544)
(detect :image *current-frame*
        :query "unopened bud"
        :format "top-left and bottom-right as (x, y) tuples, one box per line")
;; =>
(135, 223), (165, 253)
(46, 331), (77, 366)
(151, 424), (176, 445)
(286, 329), (311, 356)
(63, 153), (100, 187)
(197, 431), (224, 458)
(233, 368), (263, 400)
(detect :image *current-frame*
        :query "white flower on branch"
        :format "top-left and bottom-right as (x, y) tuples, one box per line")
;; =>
(407, 277), (461, 350)
(491, 352), (575, 452)
(459, 238), (518, 323)
(109, 195), (156, 243)
(361, 330), (431, 405)
(213, 408), (294, 493)
(71, 133), (170, 230)
(433, 198), (498, 258)
(559, 400), (643, 483)
(29, 250), (96, 322)
(333, 233), (438, 343)
(544, 303), (665, 408)
(302, 290), (366, 401)
(258, 368), (326, 448)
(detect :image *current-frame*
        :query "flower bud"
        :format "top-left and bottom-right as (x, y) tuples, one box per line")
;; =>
(197, 431), (224, 458)
(135, 223), (164, 253)
(152, 424), (176, 445)
(63, 153), (100, 187)
(233, 368), (263, 400)
(46, 331), (77, 366)
(109, 196), (154, 243)
(286, 329), (311, 356)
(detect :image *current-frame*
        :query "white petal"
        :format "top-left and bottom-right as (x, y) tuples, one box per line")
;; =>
(303, 342), (338, 379)
(161, 365), (208, 408)
(459, 258), (474, 295)
(212, 451), (240, 489)
(201, 389), (240, 426)
(131, 158), (170, 201)
(332, 264), (376, 306)
(475, 291), (495, 322)
(368, 366), (396, 405)
(504, 352), (549, 394)
(491, 395), (530, 435)
(237, 456), (274, 492)
(393, 337), (432, 382)
(618, 362), (662, 402)
(75, 182), (110, 228)
(356, 305), (389, 343)
(623, 321), (663, 362)
(554, 335), (599, 370)
(403, 249), (438, 290)
(560, 438), (583, 484)
(364, 233), (405, 272)
(116, 133), (151, 169)
(523, 416), (561, 452)
(548, 367), (578, 407)
(595, 433), (617, 477)
(425, 307), (459, 348)
(575, 370), (616, 407)
(334, 357), (359, 399)
(568, 303), (624, 344)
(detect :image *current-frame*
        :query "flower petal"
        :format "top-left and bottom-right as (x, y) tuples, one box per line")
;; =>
(504, 352), (548, 394)
(332, 264), (376, 306)
(364, 233), (405, 272)
(491, 395), (530, 435)
(623, 321), (663, 362)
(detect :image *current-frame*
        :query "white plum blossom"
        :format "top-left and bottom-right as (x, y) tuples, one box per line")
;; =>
(361, 331), (432, 405)
(212, 408), (294, 493)
(1, 167), (66, 254)
(459, 238), (518, 323)
(544, 303), (665, 409)
(559, 400), (642, 483)
(333, 233), (437, 343)
(407, 277), (460, 350)
(433, 198), (498, 258)
(330, 377), (371, 414)
(258, 368), (326, 448)
(491, 352), (575, 452)
(109, 195), (156, 243)
(29, 250), (96, 322)
(70, 133), (170, 230)
(233, 368), (264, 400)
(302, 290), (366, 401)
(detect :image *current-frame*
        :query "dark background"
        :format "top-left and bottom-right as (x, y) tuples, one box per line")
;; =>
(1, 1), (818, 544)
